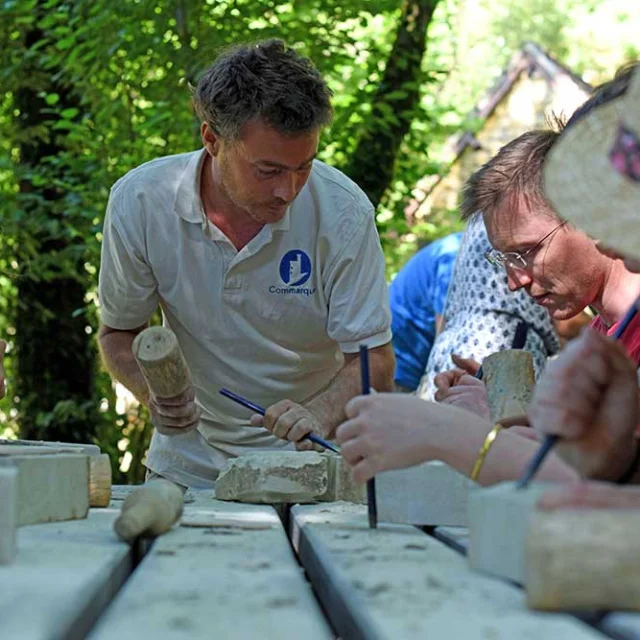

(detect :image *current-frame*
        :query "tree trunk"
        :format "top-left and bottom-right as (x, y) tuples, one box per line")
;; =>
(345, 0), (440, 209)
(13, 11), (99, 442)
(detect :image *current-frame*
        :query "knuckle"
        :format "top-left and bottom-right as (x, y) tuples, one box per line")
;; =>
(273, 421), (290, 438)
(264, 409), (281, 428)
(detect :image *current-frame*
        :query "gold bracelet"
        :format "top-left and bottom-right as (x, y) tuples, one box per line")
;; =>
(470, 423), (504, 482)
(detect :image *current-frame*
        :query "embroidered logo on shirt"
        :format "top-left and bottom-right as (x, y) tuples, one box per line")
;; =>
(279, 250), (312, 286)
(269, 250), (316, 297)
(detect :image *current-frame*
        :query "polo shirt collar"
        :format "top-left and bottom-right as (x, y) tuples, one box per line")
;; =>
(173, 148), (208, 225)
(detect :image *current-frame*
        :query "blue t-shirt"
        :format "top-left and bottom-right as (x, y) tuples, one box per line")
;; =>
(389, 232), (462, 390)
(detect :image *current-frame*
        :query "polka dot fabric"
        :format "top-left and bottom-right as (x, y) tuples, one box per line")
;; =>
(418, 215), (560, 400)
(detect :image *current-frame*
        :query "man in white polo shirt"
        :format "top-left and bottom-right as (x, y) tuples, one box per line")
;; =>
(98, 39), (394, 488)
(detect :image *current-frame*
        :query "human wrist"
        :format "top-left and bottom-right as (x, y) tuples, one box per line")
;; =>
(470, 422), (504, 482)
(424, 408), (454, 462)
(427, 404), (492, 465)
(408, 422), (443, 466)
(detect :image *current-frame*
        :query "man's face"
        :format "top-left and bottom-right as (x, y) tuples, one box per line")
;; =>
(484, 197), (607, 320)
(205, 119), (319, 224)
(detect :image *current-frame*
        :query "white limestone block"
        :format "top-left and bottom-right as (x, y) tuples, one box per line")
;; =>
(377, 461), (474, 525)
(0, 445), (111, 508)
(323, 454), (366, 504)
(0, 453), (90, 525)
(215, 451), (328, 503)
(0, 465), (17, 565)
(0, 439), (101, 456)
(468, 481), (551, 584)
(527, 510), (640, 611)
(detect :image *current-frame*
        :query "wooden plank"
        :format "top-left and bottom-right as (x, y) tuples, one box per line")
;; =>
(91, 498), (331, 640)
(0, 507), (135, 640)
(290, 502), (604, 640)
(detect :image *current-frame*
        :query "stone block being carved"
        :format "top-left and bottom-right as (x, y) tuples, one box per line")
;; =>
(323, 454), (366, 504)
(215, 451), (329, 504)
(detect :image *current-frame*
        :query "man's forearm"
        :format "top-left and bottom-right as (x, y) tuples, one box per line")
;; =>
(98, 325), (150, 405)
(307, 343), (394, 438)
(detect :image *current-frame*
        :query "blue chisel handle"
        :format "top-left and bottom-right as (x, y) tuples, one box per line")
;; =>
(359, 344), (378, 529)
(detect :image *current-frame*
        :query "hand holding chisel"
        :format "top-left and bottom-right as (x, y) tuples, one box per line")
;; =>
(520, 302), (639, 487)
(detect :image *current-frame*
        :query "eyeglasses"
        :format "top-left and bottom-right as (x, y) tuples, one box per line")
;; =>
(484, 222), (566, 271)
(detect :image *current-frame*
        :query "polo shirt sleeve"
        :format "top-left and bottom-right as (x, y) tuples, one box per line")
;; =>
(324, 204), (392, 353)
(98, 194), (160, 330)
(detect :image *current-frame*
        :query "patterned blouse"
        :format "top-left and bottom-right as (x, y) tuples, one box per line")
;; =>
(418, 215), (560, 400)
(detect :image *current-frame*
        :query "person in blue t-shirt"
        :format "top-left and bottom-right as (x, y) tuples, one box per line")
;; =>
(389, 232), (463, 392)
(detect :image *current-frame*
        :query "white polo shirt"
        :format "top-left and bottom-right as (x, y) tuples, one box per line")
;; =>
(99, 149), (392, 488)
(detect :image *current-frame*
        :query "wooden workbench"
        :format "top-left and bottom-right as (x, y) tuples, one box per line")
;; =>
(2, 487), (640, 639)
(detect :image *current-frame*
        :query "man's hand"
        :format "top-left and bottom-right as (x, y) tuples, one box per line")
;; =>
(0, 339), (6, 399)
(335, 394), (442, 483)
(538, 481), (640, 510)
(529, 328), (639, 480)
(251, 399), (326, 451)
(434, 357), (490, 420)
(149, 385), (201, 437)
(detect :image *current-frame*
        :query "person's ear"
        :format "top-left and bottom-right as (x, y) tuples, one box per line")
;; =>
(201, 122), (221, 157)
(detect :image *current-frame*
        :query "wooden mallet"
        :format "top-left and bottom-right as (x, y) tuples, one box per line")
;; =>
(132, 325), (192, 401)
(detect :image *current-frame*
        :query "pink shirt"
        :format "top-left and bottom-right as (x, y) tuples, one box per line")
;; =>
(590, 313), (640, 365)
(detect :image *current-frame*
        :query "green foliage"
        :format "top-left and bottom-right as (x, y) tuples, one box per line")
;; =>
(344, 0), (442, 209)
(1, 0), (460, 480)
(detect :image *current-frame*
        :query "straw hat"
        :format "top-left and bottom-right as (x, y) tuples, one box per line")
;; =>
(544, 66), (640, 259)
